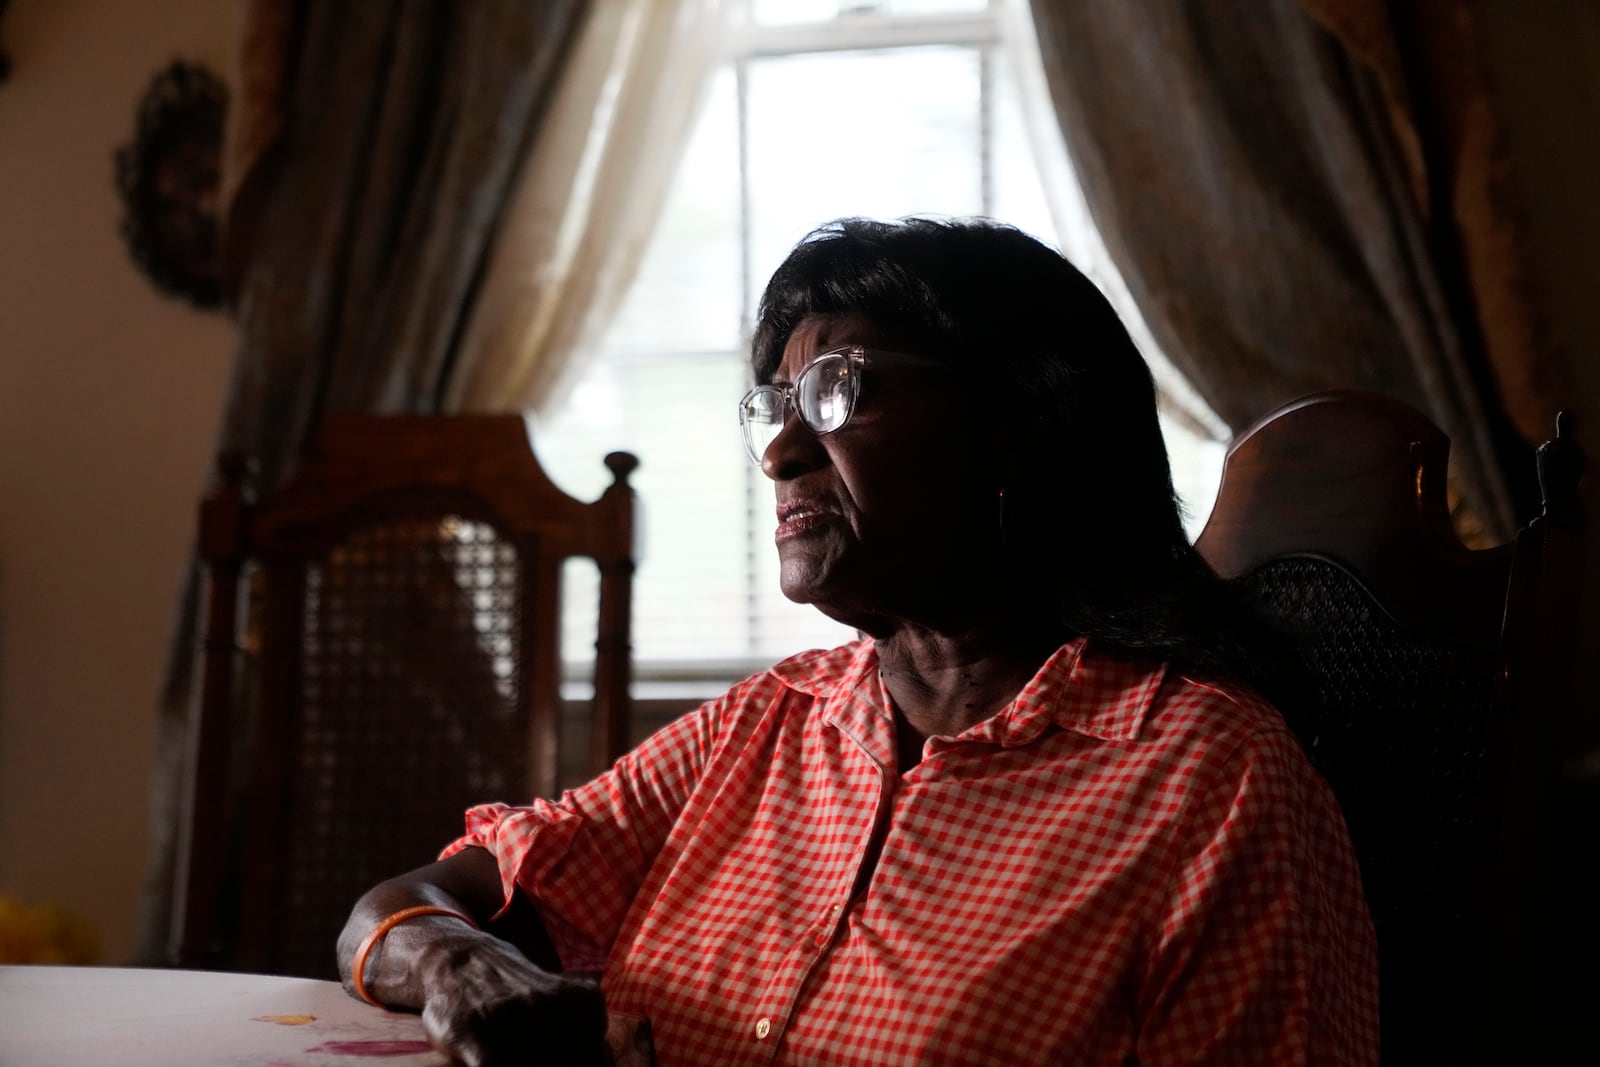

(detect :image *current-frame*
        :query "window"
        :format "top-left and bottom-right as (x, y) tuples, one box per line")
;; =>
(535, 0), (1226, 696)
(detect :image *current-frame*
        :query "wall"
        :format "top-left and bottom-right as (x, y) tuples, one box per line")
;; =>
(0, 0), (238, 962)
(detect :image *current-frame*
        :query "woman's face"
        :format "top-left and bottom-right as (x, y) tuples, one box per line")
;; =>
(759, 313), (1000, 633)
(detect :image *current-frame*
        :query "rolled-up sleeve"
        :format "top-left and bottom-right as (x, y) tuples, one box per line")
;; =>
(440, 689), (732, 972)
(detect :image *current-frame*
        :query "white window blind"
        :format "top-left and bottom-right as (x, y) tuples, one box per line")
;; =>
(535, 0), (1226, 695)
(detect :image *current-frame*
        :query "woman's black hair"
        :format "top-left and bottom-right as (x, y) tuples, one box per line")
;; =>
(753, 216), (1292, 697)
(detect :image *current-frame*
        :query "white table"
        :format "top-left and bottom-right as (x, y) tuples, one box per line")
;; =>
(0, 965), (447, 1066)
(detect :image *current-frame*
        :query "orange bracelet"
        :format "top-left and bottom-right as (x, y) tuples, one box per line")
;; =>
(351, 904), (478, 1007)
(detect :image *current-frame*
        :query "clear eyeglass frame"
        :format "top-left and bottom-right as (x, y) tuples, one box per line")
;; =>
(737, 345), (946, 466)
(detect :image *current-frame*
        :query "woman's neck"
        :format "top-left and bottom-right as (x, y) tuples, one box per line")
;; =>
(874, 622), (1063, 748)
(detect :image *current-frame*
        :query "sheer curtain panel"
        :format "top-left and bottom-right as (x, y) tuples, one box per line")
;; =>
(448, 0), (738, 414)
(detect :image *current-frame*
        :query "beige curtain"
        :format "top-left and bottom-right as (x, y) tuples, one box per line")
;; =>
(448, 0), (738, 414)
(1029, 0), (1569, 541)
(139, 0), (589, 963)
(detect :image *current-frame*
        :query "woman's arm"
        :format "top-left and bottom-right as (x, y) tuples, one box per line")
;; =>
(335, 682), (752, 1064)
(337, 846), (610, 1066)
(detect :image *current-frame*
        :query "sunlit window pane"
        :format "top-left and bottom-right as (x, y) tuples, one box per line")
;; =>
(751, 0), (844, 23)
(988, 46), (1056, 243)
(746, 46), (983, 287)
(539, 357), (780, 667)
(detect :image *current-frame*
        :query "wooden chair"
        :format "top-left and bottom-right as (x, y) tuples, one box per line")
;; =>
(168, 415), (638, 979)
(1194, 390), (1585, 1064)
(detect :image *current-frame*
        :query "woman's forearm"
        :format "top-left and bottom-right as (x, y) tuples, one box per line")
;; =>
(338, 846), (609, 1064)
(337, 846), (548, 1007)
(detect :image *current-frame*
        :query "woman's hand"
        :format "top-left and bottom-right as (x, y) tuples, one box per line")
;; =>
(338, 847), (611, 1066)
(413, 924), (610, 1067)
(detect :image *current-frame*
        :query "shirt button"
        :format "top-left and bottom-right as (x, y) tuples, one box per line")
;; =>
(755, 1018), (772, 1040)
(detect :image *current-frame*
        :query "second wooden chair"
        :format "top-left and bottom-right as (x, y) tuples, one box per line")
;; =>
(169, 415), (638, 979)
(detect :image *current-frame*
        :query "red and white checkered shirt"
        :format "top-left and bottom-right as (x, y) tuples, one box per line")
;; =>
(444, 637), (1378, 1065)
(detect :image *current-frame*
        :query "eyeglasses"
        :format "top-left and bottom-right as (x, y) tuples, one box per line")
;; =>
(737, 345), (946, 466)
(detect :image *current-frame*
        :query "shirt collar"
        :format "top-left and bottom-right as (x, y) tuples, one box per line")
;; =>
(771, 640), (894, 764)
(986, 638), (1166, 746)
(767, 636), (1166, 751)
(768, 638), (876, 698)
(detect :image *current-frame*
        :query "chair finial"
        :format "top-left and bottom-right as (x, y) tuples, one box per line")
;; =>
(604, 450), (640, 486)
(1536, 410), (1585, 527)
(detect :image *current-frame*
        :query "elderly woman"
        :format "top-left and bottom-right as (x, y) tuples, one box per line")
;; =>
(337, 217), (1378, 1065)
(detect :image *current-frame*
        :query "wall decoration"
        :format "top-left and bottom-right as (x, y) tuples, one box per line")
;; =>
(113, 60), (229, 310)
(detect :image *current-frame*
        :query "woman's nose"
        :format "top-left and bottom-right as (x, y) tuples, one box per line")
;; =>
(760, 413), (828, 482)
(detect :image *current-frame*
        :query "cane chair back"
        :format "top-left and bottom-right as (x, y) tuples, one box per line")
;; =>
(169, 415), (637, 978)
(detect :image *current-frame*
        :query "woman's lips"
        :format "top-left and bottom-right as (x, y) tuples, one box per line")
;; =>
(775, 504), (835, 541)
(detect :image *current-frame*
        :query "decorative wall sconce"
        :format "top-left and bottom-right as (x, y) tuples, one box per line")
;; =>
(113, 60), (229, 310)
